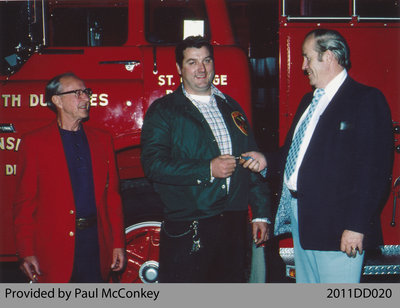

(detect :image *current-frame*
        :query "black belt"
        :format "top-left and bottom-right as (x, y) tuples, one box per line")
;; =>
(76, 216), (97, 230)
(289, 189), (298, 198)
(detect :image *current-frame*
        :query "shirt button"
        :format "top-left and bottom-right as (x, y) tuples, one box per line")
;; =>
(221, 184), (226, 189)
(69, 210), (74, 215)
(197, 179), (202, 184)
(69, 231), (74, 237)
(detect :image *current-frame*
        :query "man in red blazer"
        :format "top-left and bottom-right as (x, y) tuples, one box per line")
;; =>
(13, 72), (126, 282)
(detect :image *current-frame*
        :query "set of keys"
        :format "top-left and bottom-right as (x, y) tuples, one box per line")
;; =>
(190, 220), (201, 254)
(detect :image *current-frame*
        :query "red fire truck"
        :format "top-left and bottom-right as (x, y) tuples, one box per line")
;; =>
(275, 0), (400, 281)
(0, 0), (253, 283)
(0, 0), (399, 283)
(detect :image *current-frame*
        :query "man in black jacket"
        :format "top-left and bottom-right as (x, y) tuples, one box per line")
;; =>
(243, 29), (393, 283)
(141, 36), (272, 282)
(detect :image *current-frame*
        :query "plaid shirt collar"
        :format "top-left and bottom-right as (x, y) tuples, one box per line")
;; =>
(182, 84), (226, 102)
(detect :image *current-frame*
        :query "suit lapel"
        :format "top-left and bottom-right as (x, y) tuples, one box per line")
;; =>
(301, 77), (355, 166)
(85, 126), (108, 206)
(318, 76), (354, 120)
(45, 121), (76, 206)
(288, 77), (354, 146)
(85, 127), (100, 204)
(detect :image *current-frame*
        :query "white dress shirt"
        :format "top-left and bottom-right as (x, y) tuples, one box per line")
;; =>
(285, 69), (347, 191)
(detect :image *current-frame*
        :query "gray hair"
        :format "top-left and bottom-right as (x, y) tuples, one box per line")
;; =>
(45, 72), (80, 113)
(306, 29), (351, 70)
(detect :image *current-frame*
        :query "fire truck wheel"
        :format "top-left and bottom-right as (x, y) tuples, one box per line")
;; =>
(119, 221), (161, 283)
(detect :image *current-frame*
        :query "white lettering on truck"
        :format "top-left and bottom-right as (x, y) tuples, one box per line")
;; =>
(1, 94), (21, 107)
(30, 94), (47, 107)
(5, 164), (16, 176)
(0, 137), (21, 151)
(0, 93), (109, 107)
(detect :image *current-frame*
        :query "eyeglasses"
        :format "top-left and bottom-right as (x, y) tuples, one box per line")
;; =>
(56, 88), (93, 98)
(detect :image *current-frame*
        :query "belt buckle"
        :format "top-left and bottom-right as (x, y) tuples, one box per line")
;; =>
(76, 218), (89, 230)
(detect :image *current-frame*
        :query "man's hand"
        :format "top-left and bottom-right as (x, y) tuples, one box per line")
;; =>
(20, 256), (41, 282)
(211, 154), (237, 178)
(111, 248), (126, 271)
(240, 151), (267, 173)
(340, 230), (364, 257)
(252, 221), (269, 245)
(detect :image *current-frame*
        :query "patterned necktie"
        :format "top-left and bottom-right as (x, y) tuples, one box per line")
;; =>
(285, 88), (325, 181)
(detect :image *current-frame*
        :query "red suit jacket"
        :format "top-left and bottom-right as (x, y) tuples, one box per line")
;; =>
(13, 120), (125, 282)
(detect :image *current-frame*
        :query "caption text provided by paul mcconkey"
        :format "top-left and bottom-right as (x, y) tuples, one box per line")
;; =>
(4, 287), (160, 301)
